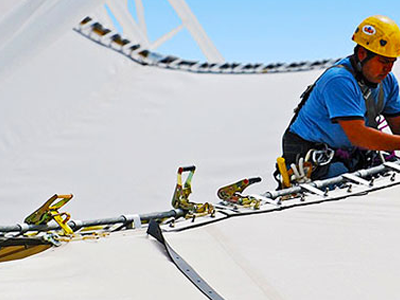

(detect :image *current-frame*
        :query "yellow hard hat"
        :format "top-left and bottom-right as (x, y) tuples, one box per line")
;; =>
(352, 15), (400, 58)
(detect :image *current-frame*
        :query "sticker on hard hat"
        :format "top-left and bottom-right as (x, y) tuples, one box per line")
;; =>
(362, 25), (376, 35)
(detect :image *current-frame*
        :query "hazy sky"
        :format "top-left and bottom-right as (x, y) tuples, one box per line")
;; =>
(109, 0), (400, 63)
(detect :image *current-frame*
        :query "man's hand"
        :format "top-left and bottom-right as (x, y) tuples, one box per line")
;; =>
(386, 115), (400, 135)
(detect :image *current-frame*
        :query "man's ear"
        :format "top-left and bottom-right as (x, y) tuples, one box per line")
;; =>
(357, 46), (367, 62)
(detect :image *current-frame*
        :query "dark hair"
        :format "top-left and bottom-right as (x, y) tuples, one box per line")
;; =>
(354, 44), (376, 61)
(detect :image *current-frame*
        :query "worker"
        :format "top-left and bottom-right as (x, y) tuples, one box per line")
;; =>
(278, 15), (400, 186)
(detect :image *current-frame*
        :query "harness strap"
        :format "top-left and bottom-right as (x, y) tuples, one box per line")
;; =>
(358, 81), (385, 128)
(288, 66), (337, 127)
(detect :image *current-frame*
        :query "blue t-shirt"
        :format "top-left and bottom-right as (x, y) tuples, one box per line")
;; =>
(290, 57), (400, 149)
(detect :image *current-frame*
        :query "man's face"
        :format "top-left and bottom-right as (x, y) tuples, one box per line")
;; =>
(362, 55), (396, 83)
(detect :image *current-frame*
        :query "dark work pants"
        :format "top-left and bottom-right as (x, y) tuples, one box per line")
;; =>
(281, 129), (332, 180)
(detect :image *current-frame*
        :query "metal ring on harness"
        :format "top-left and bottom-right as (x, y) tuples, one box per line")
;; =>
(305, 146), (335, 167)
(312, 148), (334, 166)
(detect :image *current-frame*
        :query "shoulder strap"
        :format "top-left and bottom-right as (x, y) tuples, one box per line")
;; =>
(347, 68), (385, 128)
(288, 64), (346, 127)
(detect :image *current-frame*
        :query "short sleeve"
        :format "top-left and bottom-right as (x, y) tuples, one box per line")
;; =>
(321, 75), (364, 123)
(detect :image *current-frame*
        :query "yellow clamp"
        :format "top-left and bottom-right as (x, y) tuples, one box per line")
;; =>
(24, 194), (75, 236)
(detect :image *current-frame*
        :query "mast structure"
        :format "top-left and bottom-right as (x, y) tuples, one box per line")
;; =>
(105, 0), (225, 63)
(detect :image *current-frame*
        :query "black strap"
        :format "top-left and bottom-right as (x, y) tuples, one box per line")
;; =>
(288, 66), (336, 127)
(147, 220), (225, 300)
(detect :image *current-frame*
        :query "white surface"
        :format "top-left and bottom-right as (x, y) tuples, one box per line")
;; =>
(1, 2), (400, 300)
(167, 185), (400, 300)
(0, 230), (206, 300)
(0, 0), (106, 80)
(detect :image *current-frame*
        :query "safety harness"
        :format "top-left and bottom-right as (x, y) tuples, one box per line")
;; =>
(276, 58), (386, 188)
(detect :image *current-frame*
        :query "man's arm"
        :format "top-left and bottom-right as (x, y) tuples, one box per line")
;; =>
(385, 115), (400, 135)
(338, 119), (400, 151)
